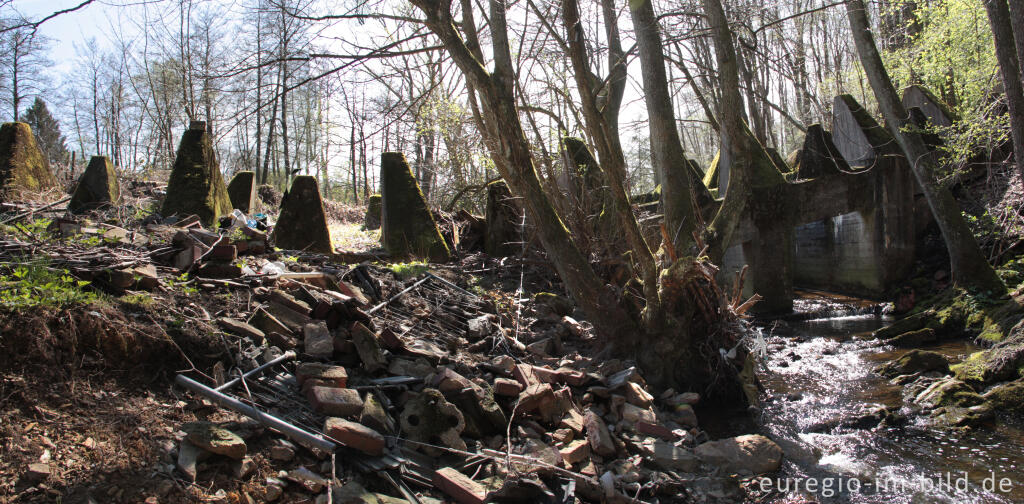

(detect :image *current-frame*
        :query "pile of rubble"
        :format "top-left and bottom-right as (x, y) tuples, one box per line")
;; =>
(171, 263), (783, 503)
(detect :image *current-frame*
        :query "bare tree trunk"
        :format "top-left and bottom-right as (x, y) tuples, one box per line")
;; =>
(629, 0), (696, 252)
(410, 0), (638, 341)
(983, 0), (1024, 180)
(847, 0), (1005, 293)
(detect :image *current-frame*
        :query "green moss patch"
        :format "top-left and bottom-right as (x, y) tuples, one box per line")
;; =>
(0, 122), (57, 201)
(161, 123), (233, 226)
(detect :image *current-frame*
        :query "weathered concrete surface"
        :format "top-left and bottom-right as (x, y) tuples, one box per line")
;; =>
(484, 180), (521, 257)
(380, 152), (450, 261)
(364, 194), (381, 230)
(0, 122), (56, 202)
(226, 170), (256, 213)
(902, 85), (957, 128)
(719, 95), (916, 306)
(161, 121), (233, 226)
(69, 156), (120, 213)
(271, 175), (333, 254)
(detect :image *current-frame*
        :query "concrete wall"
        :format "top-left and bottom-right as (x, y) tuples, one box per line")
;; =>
(793, 211), (885, 295)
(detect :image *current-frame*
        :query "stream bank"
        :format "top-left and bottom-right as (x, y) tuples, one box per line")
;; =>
(751, 295), (1024, 503)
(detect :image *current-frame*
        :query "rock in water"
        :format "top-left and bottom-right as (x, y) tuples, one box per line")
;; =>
(380, 152), (450, 261)
(271, 175), (333, 254)
(69, 156), (120, 213)
(364, 193), (381, 230)
(226, 170), (257, 213)
(161, 121), (232, 226)
(485, 180), (520, 256)
(0, 122), (56, 202)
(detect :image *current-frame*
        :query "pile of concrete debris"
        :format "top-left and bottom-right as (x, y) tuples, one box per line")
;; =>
(171, 263), (783, 503)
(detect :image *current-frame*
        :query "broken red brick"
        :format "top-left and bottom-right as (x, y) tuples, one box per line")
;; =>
(207, 244), (238, 262)
(584, 410), (616, 457)
(308, 386), (363, 417)
(432, 467), (487, 504)
(636, 421), (676, 440)
(324, 417), (385, 456)
(560, 439), (590, 465)
(493, 378), (523, 397)
(378, 327), (404, 350)
(296, 363), (348, 388)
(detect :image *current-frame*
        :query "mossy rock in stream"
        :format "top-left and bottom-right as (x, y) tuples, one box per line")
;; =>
(69, 156), (120, 213)
(877, 349), (950, 377)
(161, 122), (232, 226)
(271, 176), (333, 254)
(914, 378), (993, 428)
(380, 152), (449, 262)
(363, 194), (381, 230)
(885, 328), (938, 348)
(0, 122), (57, 202)
(953, 320), (1024, 385)
(983, 380), (1024, 415)
(226, 170), (256, 213)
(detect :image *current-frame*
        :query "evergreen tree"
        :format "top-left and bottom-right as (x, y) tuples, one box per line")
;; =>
(22, 97), (69, 167)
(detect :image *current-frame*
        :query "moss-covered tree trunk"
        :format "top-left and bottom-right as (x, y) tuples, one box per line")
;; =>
(847, 0), (1006, 294)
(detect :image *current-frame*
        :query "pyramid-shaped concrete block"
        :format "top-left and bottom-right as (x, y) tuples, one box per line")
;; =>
(364, 193), (381, 230)
(227, 170), (257, 213)
(69, 156), (120, 213)
(161, 121), (232, 226)
(380, 152), (450, 262)
(793, 125), (851, 180)
(0, 122), (57, 202)
(271, 175), (333, 254)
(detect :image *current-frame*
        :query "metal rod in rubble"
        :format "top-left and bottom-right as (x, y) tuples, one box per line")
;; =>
(175, 374), (336, 452)
(215, 350), (297, 392)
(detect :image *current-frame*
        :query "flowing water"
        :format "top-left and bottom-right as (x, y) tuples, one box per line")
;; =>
(755, 294), (1024, 503)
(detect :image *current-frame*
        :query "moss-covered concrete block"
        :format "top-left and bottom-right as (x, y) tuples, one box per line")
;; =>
(69, 156), (120, 213)
(0, 122), (56, 202)
(226, 170), (256, 213)
(364, 194), (381, 230)
(271, 175), (333, 254)
(380, 152), (449, 262)
(161, 122), (232, 226)
(484, 180), (520, 257)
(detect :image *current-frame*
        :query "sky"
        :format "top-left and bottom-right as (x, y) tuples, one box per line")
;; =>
(9, 1), (127, 72)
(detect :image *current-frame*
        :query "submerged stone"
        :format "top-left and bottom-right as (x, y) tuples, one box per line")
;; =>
(0, 122), (57, 201)
(226, 170), (257, 213)
(271, 175), (333, 254)
(364, 193), (381, 230)
(161, 121), (232, 226)
(485, 180), (521, 257)
(380, 152), (450, 261)
(69, 156), (120, 213)
(877, 349), (950, 377)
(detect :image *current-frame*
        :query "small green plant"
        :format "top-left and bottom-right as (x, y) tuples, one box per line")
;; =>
(0, 217), (52, 238)
(119, 292), (155, 307)
(165, 272), (198, 294)
(0, 258), (100, 308)
(387, 261), (429, 280)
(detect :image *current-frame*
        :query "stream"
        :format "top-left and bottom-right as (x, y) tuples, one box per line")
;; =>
(754, 294), (1024, 503)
